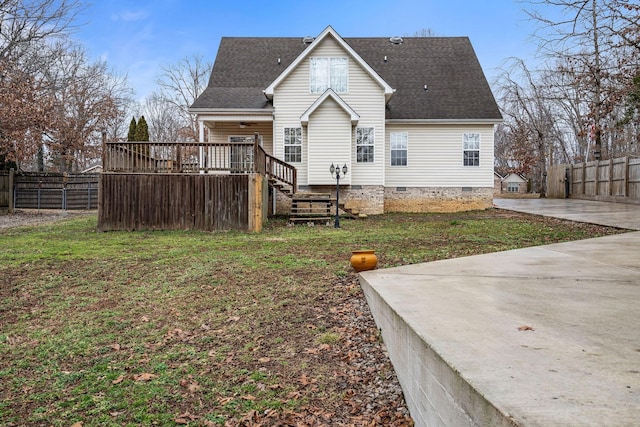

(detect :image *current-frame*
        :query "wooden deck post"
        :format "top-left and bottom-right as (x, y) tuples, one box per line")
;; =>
(101, 131), (107, 171)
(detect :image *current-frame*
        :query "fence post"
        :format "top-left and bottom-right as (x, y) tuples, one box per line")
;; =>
(63, 172), (68, 210)
(101, 131), (107, 171)
(624, 156), (629, 197)
(8, 168), (14, 213)
(608, 158), (613, 196)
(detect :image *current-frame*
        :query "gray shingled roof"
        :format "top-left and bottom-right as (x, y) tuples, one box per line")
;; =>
(191, 36), (502, 121)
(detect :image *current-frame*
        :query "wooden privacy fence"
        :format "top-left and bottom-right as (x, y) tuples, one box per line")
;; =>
(12, 173), (99, 210)
(98, 173), (268, 232)
(548, 156), (640, 202)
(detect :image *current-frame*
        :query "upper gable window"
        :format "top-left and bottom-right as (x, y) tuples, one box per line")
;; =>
(310, 57), (348, 93)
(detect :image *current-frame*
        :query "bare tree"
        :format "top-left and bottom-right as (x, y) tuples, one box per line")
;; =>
(0, 58), (53, 166)
(142, 91), (184, 142)
(155, 54), (212, 141)
(0, 0), (85, 168)
(0, 0), (84, 61)
(42, 43), (131, 172)
(525, 0), (640, 160)
(496, 59), (570, 196)
(409, 28), (438, 37)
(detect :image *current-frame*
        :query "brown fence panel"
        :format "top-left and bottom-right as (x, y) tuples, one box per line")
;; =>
(559, 156), (640, 203)
(12, 173), (99, 210)
(547, 165), (567, 198)
(98, 173), (262, 232)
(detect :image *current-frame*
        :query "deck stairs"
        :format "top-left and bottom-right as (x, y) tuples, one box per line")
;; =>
(268, 178), (362, 222)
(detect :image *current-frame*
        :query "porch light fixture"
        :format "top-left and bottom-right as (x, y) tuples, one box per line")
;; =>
(330, 163), (348, 228)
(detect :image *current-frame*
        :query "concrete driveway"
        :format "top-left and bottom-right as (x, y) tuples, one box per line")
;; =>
(494, 198), (640, 230)
(359, 198), (640, 426)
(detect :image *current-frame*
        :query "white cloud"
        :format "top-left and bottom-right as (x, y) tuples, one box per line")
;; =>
(112, 10), (149, 22)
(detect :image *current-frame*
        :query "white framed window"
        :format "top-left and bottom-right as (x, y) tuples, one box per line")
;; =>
(284, 127), (302, 163)
(463, 133), (480, 167)
(356, 127), (375, 163)
(507, 182), (519, 192)
(310, 57), (348, 93)
(390, 132), (408, 166)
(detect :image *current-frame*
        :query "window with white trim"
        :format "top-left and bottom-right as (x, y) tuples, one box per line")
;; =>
(390, 132), (408, 166)
(310, 57), (348, 93)
(284, 127), (302, 163)
(463, 133), (480, 166)
(356, 127), (374, 163)
(507, 182), (519, 192)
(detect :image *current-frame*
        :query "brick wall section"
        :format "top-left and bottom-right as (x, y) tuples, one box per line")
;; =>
(273, 186), (493, 216)
(384, 187), (493, 213)
(342, 186), (385, 215)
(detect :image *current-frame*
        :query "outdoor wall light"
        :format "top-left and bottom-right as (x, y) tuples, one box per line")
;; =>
(330, 163), (348, 228)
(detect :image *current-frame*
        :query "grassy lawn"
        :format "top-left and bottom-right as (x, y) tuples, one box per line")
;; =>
(0, 210), (624, 426)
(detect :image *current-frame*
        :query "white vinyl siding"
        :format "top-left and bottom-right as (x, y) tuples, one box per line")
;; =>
(205, 122), (274, 155)
(385, 124), (495, 187)
(307, 98), (351, 185)
(272, 35), (386, 186)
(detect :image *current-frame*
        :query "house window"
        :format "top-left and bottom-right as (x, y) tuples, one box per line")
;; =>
(390, 132), (408, 166)
(229, 135), (255, 172)
(463, 133), (480, 166)
(507, 182), (519, 192)
(356, 127), (374, 163)
(310, 57), (348, 93)
(284, 127), (302, 163)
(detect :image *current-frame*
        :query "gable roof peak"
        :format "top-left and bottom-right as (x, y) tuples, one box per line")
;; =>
(263, 26), (394, 100)
(300, 88), (360, 126)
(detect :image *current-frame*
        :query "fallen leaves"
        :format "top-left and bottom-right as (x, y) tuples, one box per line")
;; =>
(174, 411), (198, 424)
(179, 377), (201, 393)
(517, 325), (535, 331)
(133, 373), (158, 382)
(111, 375), (125, 385)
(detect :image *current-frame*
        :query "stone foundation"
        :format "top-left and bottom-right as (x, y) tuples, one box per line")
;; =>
(384, 187), (493, 213)
(271, 185), (493, 217)
(342, 186), (385, 215)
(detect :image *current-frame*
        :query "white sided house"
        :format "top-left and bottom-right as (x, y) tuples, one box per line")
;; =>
(190, 26), (502, 215)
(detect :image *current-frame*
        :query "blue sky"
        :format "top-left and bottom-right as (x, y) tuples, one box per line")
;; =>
(74, 0), (541, 101)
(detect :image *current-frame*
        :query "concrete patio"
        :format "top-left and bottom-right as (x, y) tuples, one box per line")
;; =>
(359, 199), (640, 426)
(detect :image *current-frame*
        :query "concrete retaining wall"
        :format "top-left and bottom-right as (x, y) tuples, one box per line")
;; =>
(360, 277), (516, 427)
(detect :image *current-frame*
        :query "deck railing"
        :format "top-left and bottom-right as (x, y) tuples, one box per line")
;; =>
(103, 138), (296, 192)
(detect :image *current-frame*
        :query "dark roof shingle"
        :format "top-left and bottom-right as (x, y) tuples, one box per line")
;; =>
(191, 36), (502, 121)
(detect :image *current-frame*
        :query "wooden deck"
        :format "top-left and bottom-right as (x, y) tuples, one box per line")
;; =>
(100, 135), (295, 232)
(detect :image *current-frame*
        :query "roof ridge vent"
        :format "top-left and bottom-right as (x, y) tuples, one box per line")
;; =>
(389, 36), (403, 45)
(303, 36), (315, 44)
